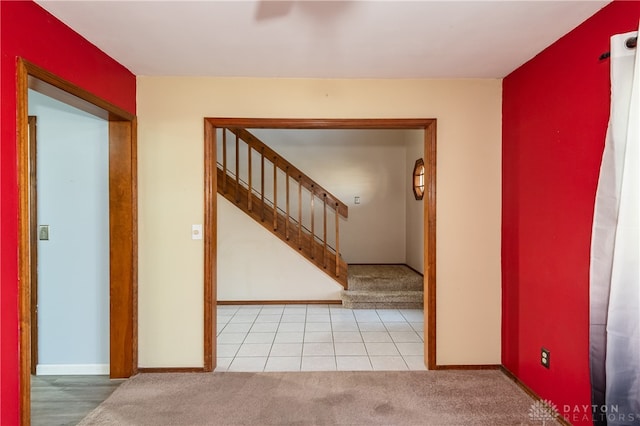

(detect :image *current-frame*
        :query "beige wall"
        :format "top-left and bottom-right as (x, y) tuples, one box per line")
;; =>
(218, 196), (344, 301)
(137, 77), (502, 367)
(405, 130), (425, 273)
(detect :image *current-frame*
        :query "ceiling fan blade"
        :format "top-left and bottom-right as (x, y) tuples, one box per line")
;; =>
(255, 1), (294, 21)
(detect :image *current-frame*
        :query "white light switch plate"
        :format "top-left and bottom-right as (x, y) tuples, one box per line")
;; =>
(191, 224), (203, 240)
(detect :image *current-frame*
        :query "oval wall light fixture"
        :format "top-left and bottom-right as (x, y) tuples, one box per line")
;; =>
(413, 158), (425, 200)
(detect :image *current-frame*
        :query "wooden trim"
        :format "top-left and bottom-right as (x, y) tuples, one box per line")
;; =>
(138, 367), (207, 373)
(285, 168), (290, 238)
(205, 118), (432, 129)
(500, 367), (572, 426)
(18, 59), (31, 426)
(261, 148), (265, 221)
(425, 120), (437, 370)
(500, 366), (540, 400)
(203, 120), (217, 372)
(310, 192), (315, 259)
(131, 118), (139, 376)
(273, 156), (278, 230)
(298, 180), (302, 248)
(435, 364), (501, 370)
(348, 263), (424, 277)
(218, 300), (342, 305)
(17, 58), (137, 425)
(228, 128), (348, 218)
(235, 133), (240, 202)
(28, 116), (38, 376)
(335, 204), (340, 280)
(404, 264), (424, 277)
(205, 117), (437, 372)
(109, 120), (137, 378)
(222, 129), (227, 193)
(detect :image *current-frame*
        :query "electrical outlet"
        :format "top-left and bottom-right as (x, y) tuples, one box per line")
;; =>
(541, 347), (550, 369)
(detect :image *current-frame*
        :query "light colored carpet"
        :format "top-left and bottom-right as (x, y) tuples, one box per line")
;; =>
(343, 265), (423, 309)
(79, 370), (556, 425)
(347, 265), (423, 292)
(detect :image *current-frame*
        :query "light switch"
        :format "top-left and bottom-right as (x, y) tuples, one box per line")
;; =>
(354, 196), (361, 205)
(192, 224), (203, 240)
(39, 225), (49, 241)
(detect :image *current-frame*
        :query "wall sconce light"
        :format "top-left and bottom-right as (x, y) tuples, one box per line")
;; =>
(413, 158), (425, 200)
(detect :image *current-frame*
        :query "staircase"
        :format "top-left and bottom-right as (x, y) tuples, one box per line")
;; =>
(341, 265), (424, 309)
(217, 128), (348, 288)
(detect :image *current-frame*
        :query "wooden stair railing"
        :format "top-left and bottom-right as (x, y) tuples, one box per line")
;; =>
(217, 128), (348, 288)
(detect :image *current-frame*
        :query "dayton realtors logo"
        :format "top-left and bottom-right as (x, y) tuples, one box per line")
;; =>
(528, 400), (559, 424)
(528, 401), (639, 424)
(560, 404), (637, 424)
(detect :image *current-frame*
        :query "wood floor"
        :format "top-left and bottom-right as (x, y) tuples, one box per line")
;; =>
(31, 375), (124, 426)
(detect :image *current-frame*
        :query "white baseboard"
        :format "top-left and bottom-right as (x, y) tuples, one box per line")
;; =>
(36, 363), (110, 375)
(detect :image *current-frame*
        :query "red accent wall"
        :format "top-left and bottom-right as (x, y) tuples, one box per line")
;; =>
(0, 2), (135, 424)
(502, 2), (640, 425)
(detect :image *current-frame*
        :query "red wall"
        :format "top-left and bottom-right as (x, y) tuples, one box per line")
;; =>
(0, 2), (135, 424)
(502, 2), (640, 424)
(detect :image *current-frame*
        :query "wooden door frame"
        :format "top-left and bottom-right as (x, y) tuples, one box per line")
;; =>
(203, 118), (437, 370)
(17, 59), (138, 426)
(28, 116), (38, 376)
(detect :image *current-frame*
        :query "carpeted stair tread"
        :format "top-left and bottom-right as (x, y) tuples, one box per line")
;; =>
(341, 290), (423, 309)
(342, 264), (424, 309)
(347, 264), (423, 291)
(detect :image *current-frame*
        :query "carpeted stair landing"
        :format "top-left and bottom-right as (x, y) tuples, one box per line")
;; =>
(342, 264), (423, 309)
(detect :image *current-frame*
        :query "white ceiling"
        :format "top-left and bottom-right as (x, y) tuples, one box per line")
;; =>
(35, 0), (610, 79)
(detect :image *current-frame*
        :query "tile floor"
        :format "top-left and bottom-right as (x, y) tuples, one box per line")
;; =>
(216, 304), (426, 372)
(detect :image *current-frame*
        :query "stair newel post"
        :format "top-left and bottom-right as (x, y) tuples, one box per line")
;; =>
(285, 166), (290, 240)
(298, 176), (302, 250)
(247, 145), (252, 212)
(260, 147), (265, 222)
(235, 133), (240, 203)
(310, 186), (315, 260)
(335, 202), (340, 278)
(273, 156), (278, 231)
(323, 194), (327, 269)
(222, 128), (227, 194)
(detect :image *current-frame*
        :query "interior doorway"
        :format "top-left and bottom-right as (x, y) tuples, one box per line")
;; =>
(203, 118), (437, 371)
(17, 59), (137, 425)
(28, 89), (110, 376)
(213, 127), (426, 372)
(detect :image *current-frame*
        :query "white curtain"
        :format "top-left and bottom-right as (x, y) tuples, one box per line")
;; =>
(590, 27), (640, 426)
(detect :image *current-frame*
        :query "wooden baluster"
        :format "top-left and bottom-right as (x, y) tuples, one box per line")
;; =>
(310, 186), (315, 259)
(285, 167), (290, 240)
(261, 147), (265, 221)
(273, 156), (278, 231)
(222, 129), (227, 193)
(235, 133), (239, 203)
(323, 194), (327, 268)
(298, 177), (302, 250)
(335, 203), (340, 278)
(247, 145), (252, 211)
